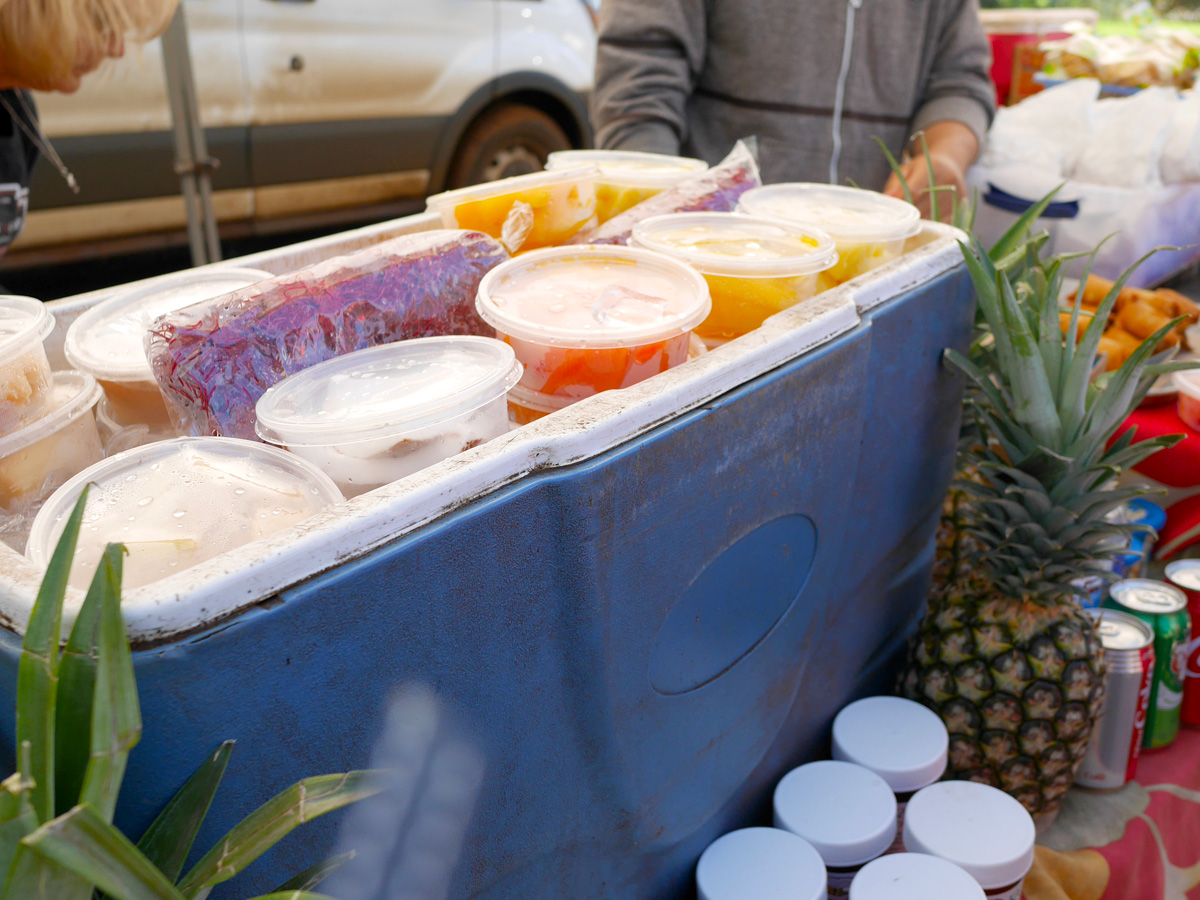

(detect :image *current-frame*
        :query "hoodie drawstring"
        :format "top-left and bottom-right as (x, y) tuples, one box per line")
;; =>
(829, 0), (863, 185)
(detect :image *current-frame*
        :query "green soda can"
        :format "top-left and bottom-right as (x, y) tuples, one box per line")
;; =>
(1106, 579), (1191, 750)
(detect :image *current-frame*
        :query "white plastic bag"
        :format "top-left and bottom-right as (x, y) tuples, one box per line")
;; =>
(1072, 87), (1177, 187)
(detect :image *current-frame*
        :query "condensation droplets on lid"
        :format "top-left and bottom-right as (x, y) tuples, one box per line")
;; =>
(738, 183), (922, 243)
(696, 827), (827, 900)
(832, 696), (949, 793)
(254, 336), (523, 445)
(0, 296), (53, 368)
(64, 267), (272, 382)
(26, 436), (343, 594)
(476, 245), (711, 348)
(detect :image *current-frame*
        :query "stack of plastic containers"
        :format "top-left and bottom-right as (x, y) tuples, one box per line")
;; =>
(0, 297), (104, 551)
(545, 149), (709, 224)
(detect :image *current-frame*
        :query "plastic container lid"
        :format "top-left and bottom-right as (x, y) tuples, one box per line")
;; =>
(902, 782), (1036, 890)
(832, 697), (949, 793)
(738, 184), (921, 244)
(0, 296), (53, 369)
(850, 853), (985, 900)
(64, 267), (272, 382)
(1175, 371), (1200, 405)
(27, 436), (343, 591)
(1109, 579), (1187, 616)
(507, 382), (575, 415)
(255, 337), (522, 446)
(696, 828), (827, 900)
(546, 150), (708, 187)
(476, 245), (711, 348)
(426, 166), (598, 211)
(630, 213), (838, 277)
(0, 371), (101, 459)
(1166, 559), (1200, 594)
(1085, 608), (1154, 651)
(773, 761), (898, 867)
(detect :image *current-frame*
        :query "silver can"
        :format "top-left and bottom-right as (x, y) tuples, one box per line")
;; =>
(1077, 608), (1155, 790)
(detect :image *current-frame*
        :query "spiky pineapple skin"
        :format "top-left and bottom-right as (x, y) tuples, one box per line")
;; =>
(899, 576), (1105, 819)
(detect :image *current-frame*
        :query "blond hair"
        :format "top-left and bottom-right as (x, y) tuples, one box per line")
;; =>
(0, 0), (178, 92)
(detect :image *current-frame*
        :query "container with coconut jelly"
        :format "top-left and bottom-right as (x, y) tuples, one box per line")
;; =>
(774, 760), (898, 899)
(850, 853), (985, 900)
(832, 696), (949, 853)
(903, 781), (1035, 900)
(696, 827), (827, 900)
(255, 337), (522, 497)
(0, 296), (55, 437)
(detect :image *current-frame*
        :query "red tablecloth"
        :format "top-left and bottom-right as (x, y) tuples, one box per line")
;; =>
(1028, 726), (1200, 900)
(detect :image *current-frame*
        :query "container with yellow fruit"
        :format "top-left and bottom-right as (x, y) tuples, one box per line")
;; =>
(737, 184), (920, 285)
(545, 150), (708, 224)
(629, 212), (837, 344)
(426, 167), (599, 254)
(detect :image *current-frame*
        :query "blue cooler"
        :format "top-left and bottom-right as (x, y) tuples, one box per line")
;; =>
(0, 219), (973, 899)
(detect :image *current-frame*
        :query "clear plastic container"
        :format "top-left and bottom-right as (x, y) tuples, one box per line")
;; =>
(903, 782), (1036, 900)
(629, 212), (837, 343)
(546, 150), (708, 224)
(774, 760), (898, 898)
(255, 337), (522, 498)
(832, 696), (949, 854)
(426, 168), (599, 254)
(476, 245), (710, 406)
(94, 397), (176, 456)
(738, 184), (921, 285)
(696, 828), (827, 900)
(850, 853), (985, 900)
(65, 267), (272, 429)
(27, 436), (343, 593)
(1174, 371), (1200, 431)
(0, 372), (103, 552)
(507, 382), (574, 426)
(0, 296), (55, 437)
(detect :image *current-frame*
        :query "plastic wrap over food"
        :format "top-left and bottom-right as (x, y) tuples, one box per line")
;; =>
(568, 140), (761, 247)
(146, 230), (509, 440)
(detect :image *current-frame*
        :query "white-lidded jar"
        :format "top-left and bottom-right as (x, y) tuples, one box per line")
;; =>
(629, 212), (837, 343)
(27, 436), (343, 593)
(426, 166), (599, 254)
(476, 244), (710, 406)
(64, 267), (272, 430)
(774, 760), (898, 899)
(832, 696), (949, 854)
(0, 371), (103, 552)
(850, 853), (985, 900)
(903, 782), (1036, 900)
(255, 336), (522, 498)
(546, 149), (708, 223)
(0, 296), (55, 437)
(737, 184), (920, 285)
(697, 827), (827, 900)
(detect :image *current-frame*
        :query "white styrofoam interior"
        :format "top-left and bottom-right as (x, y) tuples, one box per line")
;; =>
(2, 219), (965, 642)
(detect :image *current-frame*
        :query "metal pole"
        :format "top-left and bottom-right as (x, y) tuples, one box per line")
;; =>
(160, 5), (221, 266)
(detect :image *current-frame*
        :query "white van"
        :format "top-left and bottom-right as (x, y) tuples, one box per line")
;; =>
(10, 0), (597, 265)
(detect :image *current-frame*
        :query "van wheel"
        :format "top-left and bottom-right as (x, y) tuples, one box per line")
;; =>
(447, 103), (573, 189)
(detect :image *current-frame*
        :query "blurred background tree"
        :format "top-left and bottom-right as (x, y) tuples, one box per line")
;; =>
(978, 0), (1200, 15)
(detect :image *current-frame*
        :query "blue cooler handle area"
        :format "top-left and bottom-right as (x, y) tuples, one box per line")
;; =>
(983, 184), (1080, 219)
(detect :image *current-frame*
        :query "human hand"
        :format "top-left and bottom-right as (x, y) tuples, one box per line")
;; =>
(883, 151), (967, 223)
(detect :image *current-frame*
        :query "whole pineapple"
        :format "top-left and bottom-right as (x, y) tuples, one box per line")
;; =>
(899, 238), (1187, 822)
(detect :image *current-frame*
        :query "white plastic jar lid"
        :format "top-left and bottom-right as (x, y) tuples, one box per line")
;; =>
(0, 296), (53, 369)
(545, 149), (708, 187)
(27, 436), (343, 591)
(1109, 578), (1187, 615)
(903, 782), (1036, 890)
(832, 697), (949, 793)
(64, 267), (272, 382)
(773, 760), (898, 867)
(0, 371), (101, 459)
(738, 183), (921, 243)
(630, 213), (838, 278)
(476, 245), (711, 348)
(425, 165), (598, 211)
(696, 828), (827, 900)
(255, 337), (522, 446)
(850, 853), (985, 900)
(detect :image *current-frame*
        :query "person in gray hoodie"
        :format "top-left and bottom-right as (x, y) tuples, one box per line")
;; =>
(592, 0), (996, 218)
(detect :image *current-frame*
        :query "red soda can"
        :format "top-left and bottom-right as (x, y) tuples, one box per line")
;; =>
(1164, 560), (1200, 727)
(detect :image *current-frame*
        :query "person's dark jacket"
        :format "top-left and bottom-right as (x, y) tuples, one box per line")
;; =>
(592, 0), (996, 189)
(0, 90), (36, 258)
